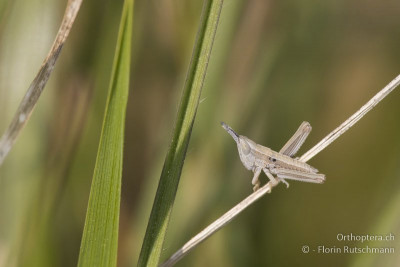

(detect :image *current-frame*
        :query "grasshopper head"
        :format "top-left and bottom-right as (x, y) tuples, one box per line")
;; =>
(221, 122), (255, 170)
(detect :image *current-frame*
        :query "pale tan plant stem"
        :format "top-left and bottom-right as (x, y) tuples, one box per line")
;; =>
(160, 74), (400, 267)
(300, 74), (400, 162)
(0, 0), (83, 167)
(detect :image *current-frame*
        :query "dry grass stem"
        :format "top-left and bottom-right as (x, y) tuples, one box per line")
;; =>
(0, 0), (83, 166)
(300, 74), (400, 162)
(160, 74), (400, 267)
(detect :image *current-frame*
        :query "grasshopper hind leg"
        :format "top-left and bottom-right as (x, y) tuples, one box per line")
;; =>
(273, 168), (325, 184)
(279, 121), (312, 157)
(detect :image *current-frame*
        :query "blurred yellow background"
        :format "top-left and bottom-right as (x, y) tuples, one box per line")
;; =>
(0, 0), (399, 266)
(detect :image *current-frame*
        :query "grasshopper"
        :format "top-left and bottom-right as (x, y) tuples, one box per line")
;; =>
(221, 121), (325, 191)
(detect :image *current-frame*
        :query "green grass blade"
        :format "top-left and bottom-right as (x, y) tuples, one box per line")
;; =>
(137, 0), (224, 266)
(77, 0), (133, 266)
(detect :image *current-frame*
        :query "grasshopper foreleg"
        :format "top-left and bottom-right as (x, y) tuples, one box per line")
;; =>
(251, 168), (262, 192)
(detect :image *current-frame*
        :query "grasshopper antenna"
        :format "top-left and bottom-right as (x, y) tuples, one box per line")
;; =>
(221, 122), (239, 143)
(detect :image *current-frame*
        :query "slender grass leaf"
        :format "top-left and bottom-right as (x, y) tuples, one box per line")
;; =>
(137, 1), (224, 266)
(77, 0), (133, 266)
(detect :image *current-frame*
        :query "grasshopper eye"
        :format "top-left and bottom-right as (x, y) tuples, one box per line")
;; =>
(269, 157), (277, 162)
(239, 139), (251, 155)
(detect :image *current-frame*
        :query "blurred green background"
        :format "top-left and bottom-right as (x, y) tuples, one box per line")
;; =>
(1, 0), (400, 266)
